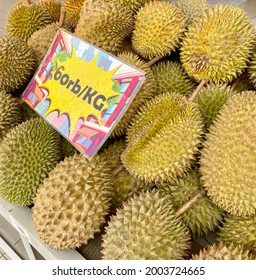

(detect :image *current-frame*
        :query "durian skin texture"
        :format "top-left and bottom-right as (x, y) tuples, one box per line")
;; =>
(75, 0), (134, 53)
(115, 0), (151, 13)
(0, 36), (35, 92)
(102, 190), (191, 260)
(0, 118), (62, 206)
(192, 243), (255, 260)
(63, 0), (84, 28)
(121, 93), (204, 183)
(132, 1), (186, 59)
(200, 91), (256, 216)
(111, 51), (156, 138)
(37, 0), (61, 22)
(249, 53), (256, 87)
(0, 91), (22, 140)
(180, 5), (255, 83)
(217, 215), (256, 251)
(6, 3), (52, 41)
(32, 153), (113, 250)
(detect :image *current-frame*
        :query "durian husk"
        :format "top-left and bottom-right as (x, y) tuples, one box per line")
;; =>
(200, 91), (256, 216)
(32, 153), (113, 250)
(132, 1), (186, 59)
(63, 0), (84, 28)
(37, 0), (61, 22)
(192, 242), (255, 260)
(102, 189), (191, 260)
(6, 2), (52, 41)
(0, 36), (35, 92)
(180, 5), (255, 83)
(0, 118), (62, 206)
(121, 93), (204, 183)
(115, 0), (151, 13)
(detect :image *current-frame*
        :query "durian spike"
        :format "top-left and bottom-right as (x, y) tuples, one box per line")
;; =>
(188, 79), (207, 102)
(112, 165), (124, 177)
(146, 56), (162, 67)
(25, 0), (31, 6)
(59, 5), (66, 28)
(176, 189), (206, 216)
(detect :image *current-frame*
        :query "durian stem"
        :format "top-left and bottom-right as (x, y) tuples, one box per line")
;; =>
(112, 165), (124, 177)
(188, 79), (207, 102)
(176, 189), (206, 217)
(146, 56), (162, 67)
(24, 0), (31, 6)
(59, 5), (66, 28)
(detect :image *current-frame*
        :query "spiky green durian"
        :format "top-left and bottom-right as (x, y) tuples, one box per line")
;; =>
(32, 153), (113, 250)
(217, 215), (256, 251)
(180, 5), (255, 83)
(0, 118), (62, 206)
(75, 0), (134, 53)
(200, 91), (256, 216)
(111, 51), (156, 138)
(121, 93), (204, 183)
(192, 243), (255, 260)
(249, 53), (256, 88)
(28, 23), (60, 68)
(61, 137), (78, 158)
(0, 36), (35, 92)
(20, 100), (39, 121)
(195, 83), (235, 128)
(177, 0), (209, 25)
(0, 91), (22, 140)
(63, 0), (84, 28)
(115, 0), (151, 13)
(37, 0), (61, 22)
(6, 2), (52, 41)
(157, 169), (224, 238)
(152, 60), (196, 96)
(132, 1), (186, 59)
(102, 189), (191, 259)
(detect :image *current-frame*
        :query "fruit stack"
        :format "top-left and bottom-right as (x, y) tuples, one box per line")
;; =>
(0, 0), (256, 260)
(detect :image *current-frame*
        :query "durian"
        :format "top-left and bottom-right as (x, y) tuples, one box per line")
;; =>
(177, 0), (209, 25)
(6, 1), (52, 41)
(200, 91), (256, 216)
(132, 1), (186, 59)
(75, 0), (134, 53)
(37, 0), (61, 22)
(63, 0), (84, 28)
(152, 60), (196, 96)
(111, 51), (156, 138)
(231, 70), (255, 92)
(0, 91), (22, 140)
(217, 215), (256, 251)
(121, 93), (204, 183)
(192, 243), (255, 260)
(32, 153), (113, 250)
(115, 0), (151, 13)
(249, 53), (256, 88)
(180, 5), (255, 83)
(157, 169), (224, 237)
(0, 36), (35, 92)
(195, 83), (235, 128)
(102, 189), (191, 260)
(0, 118), (62, 206)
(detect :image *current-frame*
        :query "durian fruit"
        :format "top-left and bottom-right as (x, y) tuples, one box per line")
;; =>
(177, 0), (209, 25)
(61, 137), (78, 158)
(249, 53), (256, 88)
(157, 169), (224, 238)
(115, 0), (151, 13)
(75, 0), (134, 53)
(0, 91), (22, 140)
(230, 70), (255, 92)
(180, 5), (255, 83)
(28, 23), (60, 68)
(121, 93), (204, 183)
(132, 1), (186, 59)
(195, 83), (235, 129)
(0, 36), (35, 92)
(200, 91), (256, 216)
(20, 100), (38, 121)
(0, 118), (62, 206)
(37, 0), (61, 22)
(192, 243), (255, 260)
(63, 0), (84, 28)
(111, 51), (156, 138)
(152, 60), (196, 96)
(32, 153), (113, 250)
(101, 139), (150, 210)
(6, 0), (52, 41)
(217, 215), (256, 251)
(102, 189), (191, 259)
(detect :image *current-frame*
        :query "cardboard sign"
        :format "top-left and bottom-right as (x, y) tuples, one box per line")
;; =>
(22, 29), (145, 159)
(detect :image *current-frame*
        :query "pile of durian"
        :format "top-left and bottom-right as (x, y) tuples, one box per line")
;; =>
(0, 0), (256, 260)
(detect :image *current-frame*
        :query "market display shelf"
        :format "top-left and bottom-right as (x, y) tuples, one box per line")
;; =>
(0, 198), (85, 260)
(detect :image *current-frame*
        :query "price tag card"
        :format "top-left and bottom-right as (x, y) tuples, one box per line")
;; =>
(22, 29), (145, 159)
